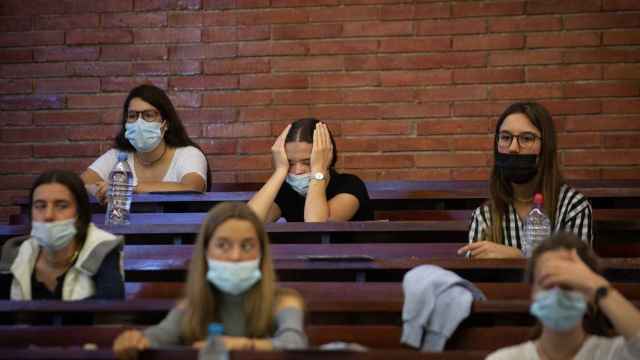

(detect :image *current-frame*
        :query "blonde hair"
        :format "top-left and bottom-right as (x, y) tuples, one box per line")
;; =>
(181, 202), (278, 343)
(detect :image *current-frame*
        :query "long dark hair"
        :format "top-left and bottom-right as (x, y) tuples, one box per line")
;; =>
(114, 84), (211, 190)
(29, 171), (91, 249)
(285, 117), (338, 169)
(487, 102), (564, 244)
(526, 232), (613, 338)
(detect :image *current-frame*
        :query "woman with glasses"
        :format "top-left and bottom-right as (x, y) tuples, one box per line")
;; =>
(458, 102), (592, 259)
(81, 85), (209, 203)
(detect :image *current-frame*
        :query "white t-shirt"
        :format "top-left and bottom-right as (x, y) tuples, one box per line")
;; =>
(88, 146), (207, 185)
(486, 334), (640, 360)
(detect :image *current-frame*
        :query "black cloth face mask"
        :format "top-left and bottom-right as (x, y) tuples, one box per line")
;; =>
(495, 152), (538, 184)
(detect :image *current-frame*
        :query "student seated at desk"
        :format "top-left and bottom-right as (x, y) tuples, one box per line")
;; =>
(459, 102), (592, 259)
(81, 84), (209, 204)
(248, 118), (373, 223)
(487, 232), (640, 360)
(113, 202), (307, 359)
(0, 171), (124, 300)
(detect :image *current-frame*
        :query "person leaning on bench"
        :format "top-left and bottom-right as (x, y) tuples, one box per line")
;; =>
(113, 202), (307, 360)
(248, 118), (373, 223)
(0, 170), (124, 300)
(459, 102), (593, 259)
(81, 84), (210, 204)
(488, 232), (640, 359)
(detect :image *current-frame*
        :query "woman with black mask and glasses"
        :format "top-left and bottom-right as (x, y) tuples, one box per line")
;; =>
(81, 85), (209, 204)
(458, 102), (593, 259)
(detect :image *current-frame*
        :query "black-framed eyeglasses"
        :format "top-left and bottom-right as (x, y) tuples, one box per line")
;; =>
(497, 131), (541, 149)
(126, 109), (161, 123)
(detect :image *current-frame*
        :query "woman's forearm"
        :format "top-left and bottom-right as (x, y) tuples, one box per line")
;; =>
(248, 169), (287, 222)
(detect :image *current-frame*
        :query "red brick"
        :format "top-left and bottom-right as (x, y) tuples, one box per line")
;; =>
(562, 168), (602, 181)
(273, 90), (342, 105)
(538, 99), (601, 115)
(273, 24), (342, 40)
(179, 108), (237, 124)
(417, 18), (486, 35)
(379, 37), (451, 53)
(453, 68), (524, 84)
(0, 79), (32, 94)
(563, 150), (640, 166)
(36, 78), (99, 93)
(135, 0), (201, 10)
(381, 3), (450, 20)
(452, 1), (524, 17)
(605, 0), (640, 10)
(603, 134), (640, 149)
(311, 105), (380, 120)
(202, 27), (237, 42)
(271, 0), (338, 7)
(63, 0), (133, 13)
(343, 89), (414, 104)
(237, 25), (271, 40)
(417, 118), (493, 135)
(170, 60), (202, 75)
(489, 84), (562, 99)
(202, 0), (235, 10)
(102, 77), (168, 92)
(67, 62), (132, 77)
(237, 138), (272, 154)
(451, 135), (493, 151)
(0, 49), (33, 63)
(0, 95), (65, 110)
(0, 31), (64, 47)
(169, 75), (237, 90)
(132, 62), (170, 76)
(202, 11), (237, 26)
(0, 175), (35, 190)
(564, 82), (639, 98)
(184, 125), (202, 138)
(566, 115), (640, 131)
(168, 92), (202, 108)
(168, 12), (203, 27)
(0, 144), (32, 158)
(33, 111), (102, 126)
(34, 47), (99, 62)
(309, 73), (379, 88)
(341, 120), (411, 136)
(334, 137), (382, 152)
(66, 126), (121, 141)
(605, 64), (640, 80)
(526, 0), (601, 14)
(210, 171), (238, 183)
(489, 49), (562, 66)
(602, 99), (640, 114)
(210, 155), (272, 171)
(203, 91), (272, 106)
(345, 53), (486, 71)
(563, 49), (640, 64)
(604, 30), (640, 45)
(417, 85), (486, 102)
(527, 32), (600, 48)
(601, 168), (640, 180)
(488, 16), (561, 33)
(236, 9), (307, 25)
(199, 140), (238, 155)
(0, 17), (32, 32)
(1, 127), (67, 142)
(0, 0), (65, 15)
(204, 58), (270, 74)
(526, 64), (602, 82)
(557, 133), (602, 149)
(0, 112), (32, 126)
(308, 6), (379, 22)
(381, 103), (450, 119)
(170, 44), (238, 59)
(33, 143), (102, 157)
(134, 28), (201, 43)
(66, 30), (133, 45)
(453, 34), (524, 50)
(67, 94), (124, 109)
(342, 21), (413, 37)
(238, 42), (307, 57)
(564, 13), (640, 30)
(239, 74), (308, 90)
(452, 168), (490, 181)
(379, 137), (451, 152)
(308, 40), (378, 55)
(272, 56), (343, 72)
(369, 169), (452, 181)
(342, 154), (413, 169)
(379, 70), (449, 87)
(453, 102), (513, 116)
(416, 152), (489, 168)
(34, 15), (99, 30)
(102, 12), (167, 27)
(101, 110), (122, 124)
(101, 45), (168, 61)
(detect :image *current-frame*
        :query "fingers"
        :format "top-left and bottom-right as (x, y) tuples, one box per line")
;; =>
(457, 241), (485, 255)
(113, 330), (147, 360)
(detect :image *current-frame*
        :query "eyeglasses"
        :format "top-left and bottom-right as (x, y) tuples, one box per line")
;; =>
(126, 109), (161, 123)
(497, 131), (541, 149)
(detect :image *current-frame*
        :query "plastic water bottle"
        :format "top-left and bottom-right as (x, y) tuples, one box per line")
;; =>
(198, 323), (229, 360)
(105, 152), (133, 225)
(522, 193), (551, 257)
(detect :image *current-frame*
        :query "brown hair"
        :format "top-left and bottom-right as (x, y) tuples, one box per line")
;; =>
(526, 232), (613, 338)
(181, 202), (278, 343)
(487, 102), (564, 245)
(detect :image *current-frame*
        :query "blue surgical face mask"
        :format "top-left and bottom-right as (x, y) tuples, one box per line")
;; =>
(31, 218), (77, 252)
(125, 117), (163, 153)
(530, 287), (587, 332)
(206, 258), (262, 296)
(286, 173), (310, 196)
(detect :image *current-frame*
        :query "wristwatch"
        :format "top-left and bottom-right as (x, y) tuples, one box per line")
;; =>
(311, 172), (325, 181)
(594, 285), (610, 307)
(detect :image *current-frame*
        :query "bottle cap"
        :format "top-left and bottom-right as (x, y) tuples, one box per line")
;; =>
(208, 323), (224, 336)
(534, 193), (543, 206)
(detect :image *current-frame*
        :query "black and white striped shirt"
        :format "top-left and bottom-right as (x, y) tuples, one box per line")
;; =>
(468, 184), (593, 248)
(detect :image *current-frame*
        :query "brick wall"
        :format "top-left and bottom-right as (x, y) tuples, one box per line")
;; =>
(1, 0), (640, 222)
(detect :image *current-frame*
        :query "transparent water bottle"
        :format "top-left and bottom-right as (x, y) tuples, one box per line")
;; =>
(522, 193), (551, 257)
(105, 152), (133, 225)
(199, 323), (229, 360)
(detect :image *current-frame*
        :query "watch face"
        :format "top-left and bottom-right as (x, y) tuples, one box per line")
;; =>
(313, 172), (324, 180)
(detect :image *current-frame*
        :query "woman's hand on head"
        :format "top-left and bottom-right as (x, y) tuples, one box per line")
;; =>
(271, 125), (291, 173)
(457, 241), (523, 259)
(113, 329), (150, 360)
(537, 249), (609, 300)
(310, 122), (333, 173)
